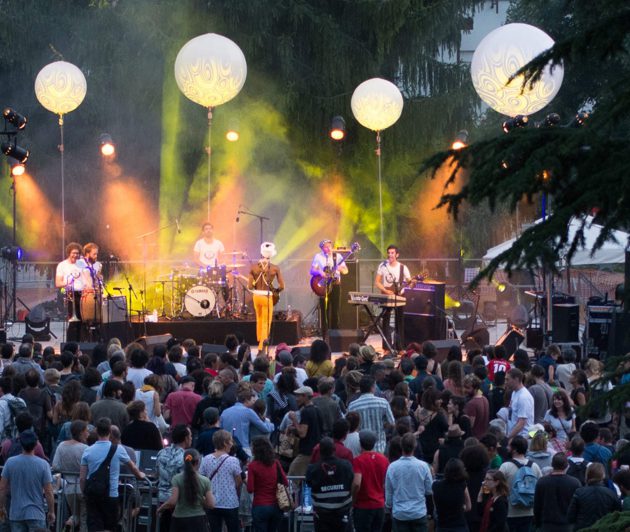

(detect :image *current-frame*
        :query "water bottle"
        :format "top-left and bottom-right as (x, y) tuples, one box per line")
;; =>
(302, 484), (312, 512)
(286, 304), (293, 320)
(152, 309), (158, 322)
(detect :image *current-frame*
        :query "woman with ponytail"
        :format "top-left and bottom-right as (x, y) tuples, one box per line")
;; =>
(158, 448), (215, 531)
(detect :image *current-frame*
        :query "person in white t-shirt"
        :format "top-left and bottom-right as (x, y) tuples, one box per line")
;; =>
(505, 368), (535, 440)
(375, 245), (412, 351)
(56, 242), (85, 339)
(193, 223), (225, 268)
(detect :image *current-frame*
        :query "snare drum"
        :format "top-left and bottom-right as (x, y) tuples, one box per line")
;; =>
(80, 289), (103, 323)
(184, 285), (216, 317)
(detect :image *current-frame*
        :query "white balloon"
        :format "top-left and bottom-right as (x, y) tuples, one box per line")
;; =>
(471, 23), (564, 117)
(34, 61), (87, 115)
(175, 33), (247, 108)
(351, 78), (404, 131)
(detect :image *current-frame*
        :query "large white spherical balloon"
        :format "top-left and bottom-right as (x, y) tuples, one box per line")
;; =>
(34, 61), (87, 115)
(351, 78), (404, 131)
(471, 23), (564, 117)
(174, 33), (247, 108)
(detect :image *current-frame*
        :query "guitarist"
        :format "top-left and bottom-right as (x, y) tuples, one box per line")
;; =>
(310, 239), (348, 339)
(249, 242), (284, 353)
(375, 245), (412, 352)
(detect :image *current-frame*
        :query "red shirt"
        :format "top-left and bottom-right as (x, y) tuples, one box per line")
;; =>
(463, 394), (490, 439)
(352, 451), (389, 509)
(310, 440), (354, 465)
(487, 359), (511, 382)
(163, 389), (201, 426)
(247, 459), (287, 506)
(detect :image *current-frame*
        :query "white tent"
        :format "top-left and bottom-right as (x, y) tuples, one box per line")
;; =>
(483, 215), (629, 266)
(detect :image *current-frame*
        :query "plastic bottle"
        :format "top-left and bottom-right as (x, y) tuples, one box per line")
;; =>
(152, 309), (158, 322)
(302, 484), (312, 512)
(286, 304), (293, 320)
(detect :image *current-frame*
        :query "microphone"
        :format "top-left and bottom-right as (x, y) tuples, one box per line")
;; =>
(236, 213), (240, 223)
(175, 218), (181, 233)
(112, 287), (124, 292)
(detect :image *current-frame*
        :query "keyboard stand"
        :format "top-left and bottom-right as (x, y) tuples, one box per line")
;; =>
(356, 303), (395, 353)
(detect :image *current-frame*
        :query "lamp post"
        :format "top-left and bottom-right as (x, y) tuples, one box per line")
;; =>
(351, 78), (404, 254)
(174, 33), (247, 222)
(471, 22), (564, 344)
(35, 61), (87, 258)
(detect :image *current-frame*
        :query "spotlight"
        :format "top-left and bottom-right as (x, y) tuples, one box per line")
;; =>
(329, 116), (346, 141)
(2, 108), (27, 130)
(451, 130), (469, 150)
(1, 246), (23, 261)
(568, 111), (589, 128)
(535, 113), (561, 128)
(7, 157), (25, 177)
(495, 281), (507, 293)
(1, 142), (29, 164)
(99, 134), (115, 157)
(225, 129), (240, 142)
(502, 115), (528, 133)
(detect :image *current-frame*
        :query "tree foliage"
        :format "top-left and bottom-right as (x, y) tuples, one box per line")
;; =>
(422, 0), (630, 282)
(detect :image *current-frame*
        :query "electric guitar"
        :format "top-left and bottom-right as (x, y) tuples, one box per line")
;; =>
(310, 242), (361, 297)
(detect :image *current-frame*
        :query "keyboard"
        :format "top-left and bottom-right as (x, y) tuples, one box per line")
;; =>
(348, 292), (406, 307)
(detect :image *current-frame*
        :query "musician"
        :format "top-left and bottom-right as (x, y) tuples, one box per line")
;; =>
(375, 245), (411, 351)
(310, 239), (348, 338)
(249, 242), (285, 353)
(56, 242), (85, 340)
(77, 242), (104, 326)
(194, 222), (224, 268)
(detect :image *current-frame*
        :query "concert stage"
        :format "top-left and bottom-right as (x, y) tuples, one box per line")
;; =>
(123, 317), (302, 346)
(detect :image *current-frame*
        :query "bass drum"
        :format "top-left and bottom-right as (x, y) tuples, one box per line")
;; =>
(184, 285), (216, 317)
(80, 289), (103, 323)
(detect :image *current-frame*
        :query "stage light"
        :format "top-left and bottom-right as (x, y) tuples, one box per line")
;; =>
(1, 142), (29, 164)
(2, 108), (27, 130)
(540, 113), (561, 128)
(225, 129), (239, 142)
(329, 116), (346, 141)
(568, 111), (589, 128)
(99, 134), (115, 157)
(502, 115), (528, 133)
(496, 282), (507, 293)
(1, 246), (23, 261)
(451, 130), (469, 150)
(7, 157), (25, 177)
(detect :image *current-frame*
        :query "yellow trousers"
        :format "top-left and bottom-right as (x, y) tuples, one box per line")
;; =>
(253, 293), (273, 350)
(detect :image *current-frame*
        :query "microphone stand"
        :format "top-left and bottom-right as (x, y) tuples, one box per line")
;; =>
(237, 208), (270, 244)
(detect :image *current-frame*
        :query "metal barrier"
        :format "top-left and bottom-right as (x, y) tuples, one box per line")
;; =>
(287, 475), (314, 532)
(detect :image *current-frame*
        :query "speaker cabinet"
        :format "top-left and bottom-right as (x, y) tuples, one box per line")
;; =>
(462, 327), (490, 349)
(552, 304), (579, 343)
(201, 343), (228, 355)
(404, 314), (446, 343)
(433, 339), (461, 363)
(404, 282), (445, 315)
(135, 333), (173, 354)
(585, 304), (615, 359)
(608, 310), (630, 358)
(328, 329), (363, 352)
(61, 342), (98, 355)
(496, 326), (525, 357)
(338, 261), (359, 329)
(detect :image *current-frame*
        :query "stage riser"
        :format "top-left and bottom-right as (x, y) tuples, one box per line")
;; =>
(129, 319), (301, 346)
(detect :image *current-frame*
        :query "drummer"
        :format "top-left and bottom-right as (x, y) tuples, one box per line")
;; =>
(194, 222), (225, 268)
(249, 242), (284, 353)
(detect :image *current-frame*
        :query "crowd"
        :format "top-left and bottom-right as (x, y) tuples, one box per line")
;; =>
(0, 333), (628, 532)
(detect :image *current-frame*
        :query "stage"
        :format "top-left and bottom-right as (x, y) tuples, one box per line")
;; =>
(125, 316), (302, 346)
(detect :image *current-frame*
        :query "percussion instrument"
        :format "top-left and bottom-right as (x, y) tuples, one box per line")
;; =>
(184, 285), (216, 317)
(80, 289), (103, 323)
(202, 265), (227, 286)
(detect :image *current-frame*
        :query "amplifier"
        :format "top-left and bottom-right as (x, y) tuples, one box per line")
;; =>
(585, 304), (615, 359)
(102, 296), (127, 323)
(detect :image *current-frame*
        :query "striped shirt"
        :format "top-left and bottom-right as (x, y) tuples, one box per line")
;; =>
(347, 393), (395, 454)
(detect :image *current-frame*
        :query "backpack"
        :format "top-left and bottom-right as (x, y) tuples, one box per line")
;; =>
(509, 459), (538, 508)
(1, 396), (28, 439)
(566, 459), (589, 486)
(84, 444), (118, 498)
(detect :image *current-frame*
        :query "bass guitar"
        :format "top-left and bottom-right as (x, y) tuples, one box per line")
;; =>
(310, 242), (361, 297)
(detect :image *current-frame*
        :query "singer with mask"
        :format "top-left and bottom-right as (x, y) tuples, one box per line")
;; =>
(249, 242), (284, 353)
(194, 222), (224, 268)
(375, 245), (411, 352)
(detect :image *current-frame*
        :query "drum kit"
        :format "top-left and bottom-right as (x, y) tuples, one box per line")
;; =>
(154, 252), (252, 319)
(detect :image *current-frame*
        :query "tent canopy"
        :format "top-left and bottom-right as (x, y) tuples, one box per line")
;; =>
(483, 215), (629, 266)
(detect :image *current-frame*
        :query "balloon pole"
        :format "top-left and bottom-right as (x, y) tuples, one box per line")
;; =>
(376, 130), (384, 255)
(58, 113), (65, 258)
(206, 106), (214, 222)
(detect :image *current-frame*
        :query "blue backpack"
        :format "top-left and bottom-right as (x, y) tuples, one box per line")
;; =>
(509, 460), (537, 508)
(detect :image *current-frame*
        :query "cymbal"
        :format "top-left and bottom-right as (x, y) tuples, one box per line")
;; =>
(223, 251), (247, 256)
(152, 279), (177, 284)
(225, 263), (246, 270)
